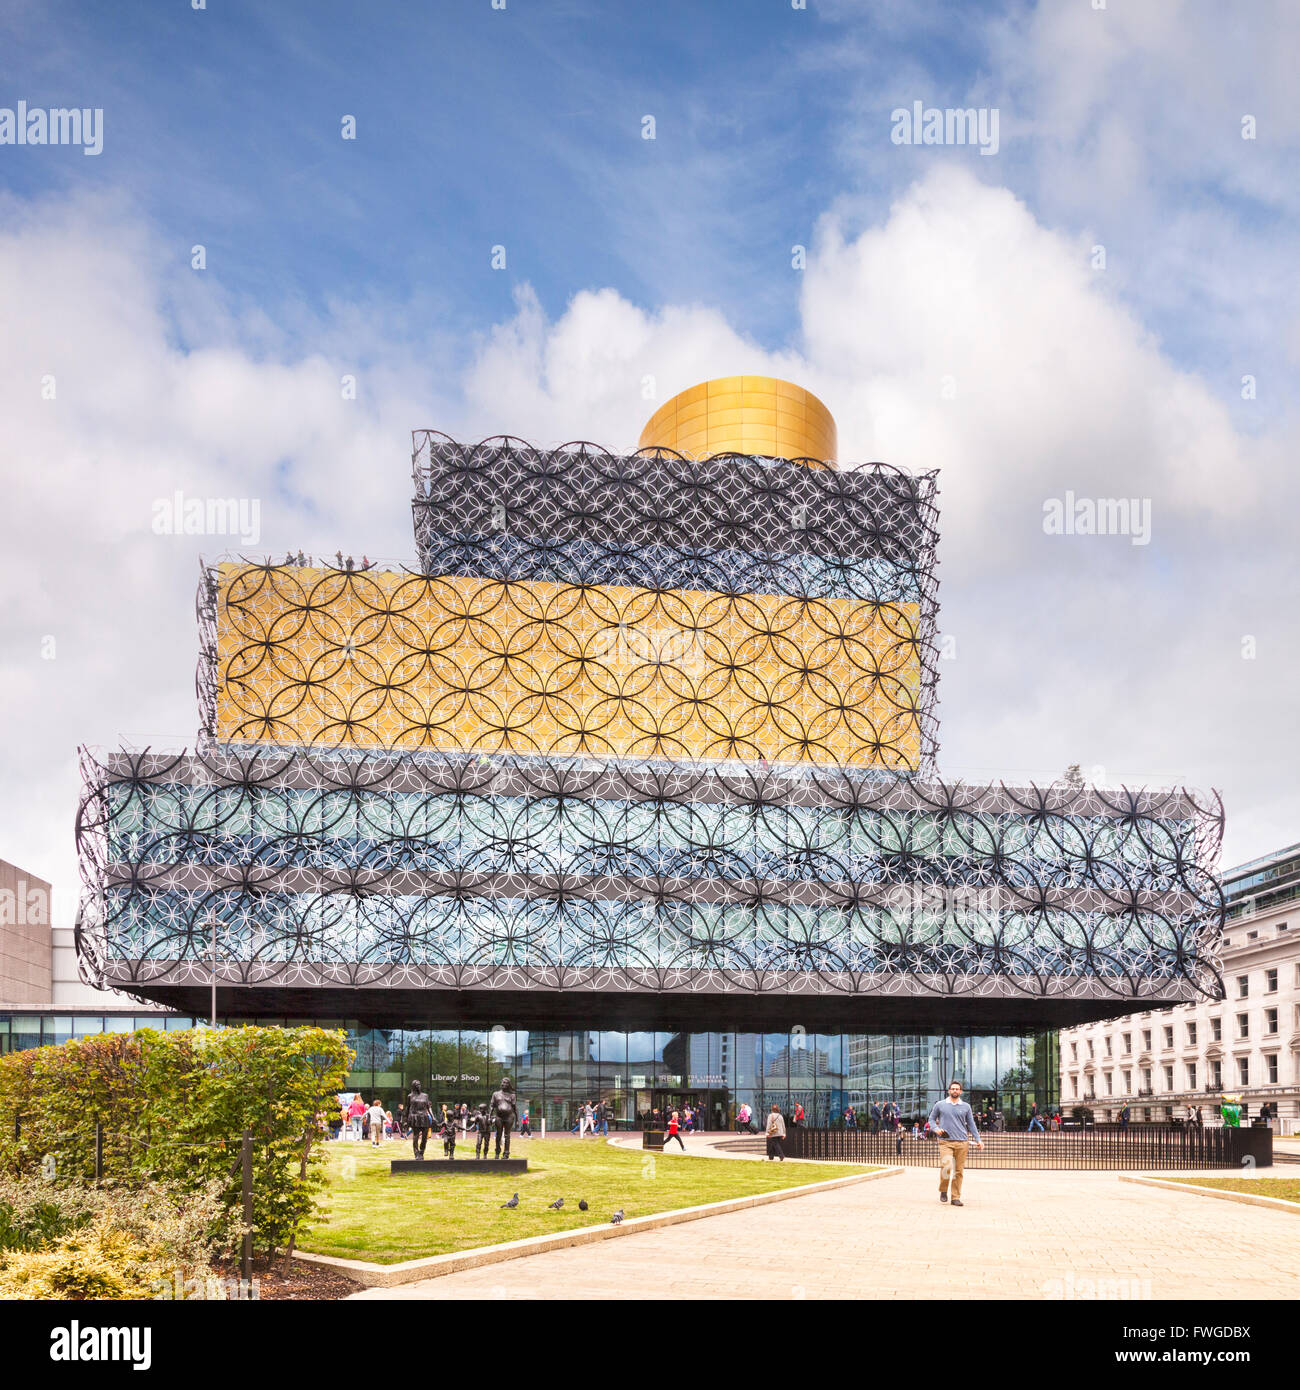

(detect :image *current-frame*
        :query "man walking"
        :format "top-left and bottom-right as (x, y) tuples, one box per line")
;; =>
(765, 1104), (787, 1161)
(927, 1080), (984, 1207)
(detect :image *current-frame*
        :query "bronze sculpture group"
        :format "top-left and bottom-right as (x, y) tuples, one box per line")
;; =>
(405, 1076), (518, 1161)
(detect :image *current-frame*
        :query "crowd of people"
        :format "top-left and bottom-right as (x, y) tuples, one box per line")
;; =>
(571, 1100), (611, 1136)
(334, 1093), (1096, 1144)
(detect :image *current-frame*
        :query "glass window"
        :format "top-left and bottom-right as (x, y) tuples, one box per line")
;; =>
(1238, 1057), (1249, 1086)
(1122, 1033), (1131, 1053)
(814, 1034), (845, 1128)
(572, 1031), (602, 1123)
(456, 1031), (490, 1098)
(763, 1033), (790, 1111)
(1163, 1065), (1173, 1090)
(504, 1031), (541, 1133)
(1163, 1027), (1173, 1048)
(1187, 1063), (1197, 1090)
(1210, 1017), (1222, 1041)
(1265, 1008), (1278, 1034)
(72, 1017), (105, 1036)
(1237, 975), (1249, 998)
(1266, 968), (1278, 993)
(1236, 1014), (1249, 1039)
(595, 1031), (630, 1128)
(626, 1031), (656, 1121)
(1187, 1022), (1197, 1045)
(969, 1036), (996, 1089)
(391, 1029), (431, 1092)
(1267, 1055), (1278, 1084)
(788, 1032), (822, 1123)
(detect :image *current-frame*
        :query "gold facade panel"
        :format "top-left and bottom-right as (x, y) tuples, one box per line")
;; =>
(212, 564), (922, 768)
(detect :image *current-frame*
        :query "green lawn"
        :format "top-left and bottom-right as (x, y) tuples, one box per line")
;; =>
(1163, 1176), (1300, 1205)
(298, 1138), (873, 1263)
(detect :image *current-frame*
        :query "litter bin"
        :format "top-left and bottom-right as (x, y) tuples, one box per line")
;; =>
(643, 1128), (665, 1151)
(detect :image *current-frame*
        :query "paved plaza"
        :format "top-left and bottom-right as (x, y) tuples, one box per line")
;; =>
(352, 1135), (1299, 1300)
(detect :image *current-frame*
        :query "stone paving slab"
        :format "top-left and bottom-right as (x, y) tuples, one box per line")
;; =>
(350, 1163), (1300, 1300)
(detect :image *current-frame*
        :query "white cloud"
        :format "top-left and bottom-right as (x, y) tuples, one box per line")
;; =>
(1, 166), (1296, 919)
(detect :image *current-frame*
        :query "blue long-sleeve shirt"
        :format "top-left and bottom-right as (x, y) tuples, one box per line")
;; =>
(927, 1099), (982, 1142)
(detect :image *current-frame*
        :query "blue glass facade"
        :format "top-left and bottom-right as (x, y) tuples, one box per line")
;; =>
(0, 1013), (1058, 1130)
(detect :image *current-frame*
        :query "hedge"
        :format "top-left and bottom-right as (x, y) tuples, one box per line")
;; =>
(0, 1026), (353, 1257)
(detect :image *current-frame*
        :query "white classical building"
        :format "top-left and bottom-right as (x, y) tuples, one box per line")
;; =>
(1061, 840), (1300, 1129)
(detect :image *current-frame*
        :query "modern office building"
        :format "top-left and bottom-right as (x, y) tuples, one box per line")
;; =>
(68, 377), (1226, 1124)
(1060, 840), (1300, 1127)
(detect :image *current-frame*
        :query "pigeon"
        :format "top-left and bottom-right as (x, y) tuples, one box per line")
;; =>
(578, 1199), (588, 1212)
(611, 1209), (624, 1224)
(548, 1196), (564, 1210)
(500, 1193), (519, 1209)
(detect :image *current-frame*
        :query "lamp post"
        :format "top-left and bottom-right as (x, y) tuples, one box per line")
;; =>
(209, 908), (219, 1030)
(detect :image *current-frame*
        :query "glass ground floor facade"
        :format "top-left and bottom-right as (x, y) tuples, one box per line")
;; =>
(0, 1011), (1058, 1131)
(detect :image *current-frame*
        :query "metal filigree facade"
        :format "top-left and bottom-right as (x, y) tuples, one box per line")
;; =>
(77, 432), (1225, 1026)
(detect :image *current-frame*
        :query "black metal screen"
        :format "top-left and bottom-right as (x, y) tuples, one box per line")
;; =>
(784, 1124), (1272, 1170)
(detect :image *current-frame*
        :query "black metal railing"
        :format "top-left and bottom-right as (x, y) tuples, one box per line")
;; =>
(784, 1124), (1272, 1170)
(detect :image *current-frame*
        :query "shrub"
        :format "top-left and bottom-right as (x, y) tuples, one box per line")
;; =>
(0, 1174), (97, 1252)
(0, 1221), (156, 1300)
(0, 1025), (352, 1257)
(0, 1173), (226, 1299)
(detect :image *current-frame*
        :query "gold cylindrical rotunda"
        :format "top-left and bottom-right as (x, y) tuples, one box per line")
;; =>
(638, 376), (837, 466)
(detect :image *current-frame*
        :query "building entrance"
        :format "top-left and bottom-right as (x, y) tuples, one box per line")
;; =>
(649, 1089), (726, 1131)
(967, 1088), (1001, 1130)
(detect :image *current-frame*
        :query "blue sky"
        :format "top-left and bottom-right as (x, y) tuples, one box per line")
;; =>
(2, 0), (1299, 901)
(7, 0), (1289, 386)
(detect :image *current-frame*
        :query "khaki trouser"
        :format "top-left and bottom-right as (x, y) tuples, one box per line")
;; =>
(938, 1139), (968, 1199)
